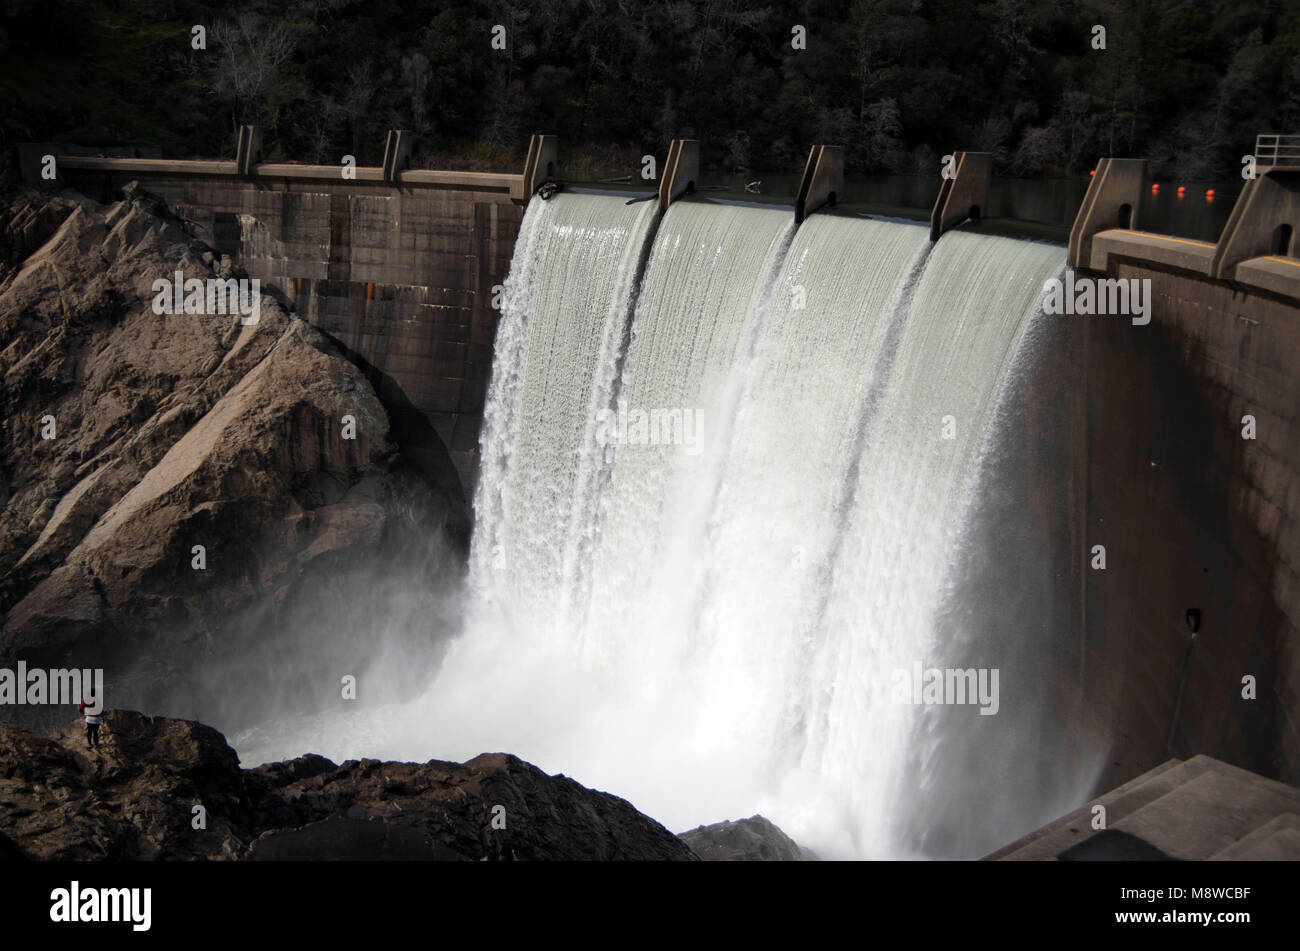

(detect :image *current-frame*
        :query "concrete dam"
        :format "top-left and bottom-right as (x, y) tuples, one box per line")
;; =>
(29, 131), (1300, 857)
(33, 129), (540, 498)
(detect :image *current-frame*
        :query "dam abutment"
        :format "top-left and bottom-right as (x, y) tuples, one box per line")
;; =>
(1043, 140), (1300, 790)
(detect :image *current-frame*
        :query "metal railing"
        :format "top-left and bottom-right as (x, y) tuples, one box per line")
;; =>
(1255, 133), (1300, 169)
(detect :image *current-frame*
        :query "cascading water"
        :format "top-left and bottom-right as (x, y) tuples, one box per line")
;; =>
(672, 214), (935, 832)
(793, 231), (1068, 857)
(575, 201), (795, 665)
(425, 196), (804, 820)
(472, 193), (659, 636)
(233, 195), (1091, 859)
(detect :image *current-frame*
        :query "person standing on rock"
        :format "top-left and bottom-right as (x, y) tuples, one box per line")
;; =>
(78, 698), (102, 751)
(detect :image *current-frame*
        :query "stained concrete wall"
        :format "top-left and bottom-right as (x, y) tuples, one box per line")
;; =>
(58, 166), (526, 499)
(1013, 259), (1300, 797)
(995, 154), (1300, 800)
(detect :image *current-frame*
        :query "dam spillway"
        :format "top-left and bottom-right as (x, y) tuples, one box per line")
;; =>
(801, 230), (1070, 857)
(460, 195), (1071, 859)
(471, 193), (659, 620)
(233, 192), (1083, 859)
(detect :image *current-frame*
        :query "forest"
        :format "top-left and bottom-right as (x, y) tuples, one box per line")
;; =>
(3, 0), (1299, 181)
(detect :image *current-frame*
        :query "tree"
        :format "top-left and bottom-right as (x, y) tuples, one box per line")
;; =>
(208, 15), (299, 136)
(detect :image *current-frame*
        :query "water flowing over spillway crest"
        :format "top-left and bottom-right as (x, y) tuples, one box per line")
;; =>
(236, 193), (1093, 858)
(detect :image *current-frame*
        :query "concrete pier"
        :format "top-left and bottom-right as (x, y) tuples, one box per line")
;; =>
(795, 145), (843, 223)
(658, 139), (698, 212)
(929, 151), (990, 240)
(381, 129), (413, 184)
(1068, 157), (1145, 268)
(522, 134), (558, 196)
(1211, 167), (1300, 280)
(235, 125), (262, 176)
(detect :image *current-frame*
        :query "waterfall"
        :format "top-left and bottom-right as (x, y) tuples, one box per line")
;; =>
(470, 193), (659, 637)
(793, 231), (1066, 857)
(576, 200), (795, 666)
(673, 215), (935, 833)
(233, 195), (1085, 859)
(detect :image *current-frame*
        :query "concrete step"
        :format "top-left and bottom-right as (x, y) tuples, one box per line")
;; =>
(993, 754), (1300, 861)
(991, 755), (1270, 860)
(1209, 813), (1300, 860)
(1111, 762), (1300, 860)
(985, 758), (1182, 860)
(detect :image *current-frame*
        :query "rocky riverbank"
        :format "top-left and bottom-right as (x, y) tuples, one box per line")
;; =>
(0, 711), (700, 860)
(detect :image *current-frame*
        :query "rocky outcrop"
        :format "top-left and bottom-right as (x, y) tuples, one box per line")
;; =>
(0, 188), (466, 733)
(679, 815), (816, 860)
(0, 190), (78, 286)
(0, 712), (697, 861)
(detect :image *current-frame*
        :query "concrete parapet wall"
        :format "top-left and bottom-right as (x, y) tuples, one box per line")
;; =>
(1235, 256), (1300, 298)
(1088, 229), (1216, 275)
(55, 156), (523, 196)
(1084, 233), (1300, 304)
(1075, 158), (1300, 302)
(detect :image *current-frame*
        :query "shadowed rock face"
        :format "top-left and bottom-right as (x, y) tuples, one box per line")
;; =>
(0, 191), (79, 286)
(0, 712), (698, 861)
(0, 189), (468, 733)
(678, 815), (816, 861)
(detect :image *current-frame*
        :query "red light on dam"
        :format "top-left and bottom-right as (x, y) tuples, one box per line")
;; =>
(1206, 189), (1216, 202)
(1151, 183), (1159, 193)
(1177, 186), (1187, 199)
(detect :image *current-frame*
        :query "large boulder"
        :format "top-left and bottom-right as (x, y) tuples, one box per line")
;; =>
(245, 751), (698, 861)
(679, 814), (816, 860)
(0, 189), (466, 733)
(0, 713), (698, 861)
